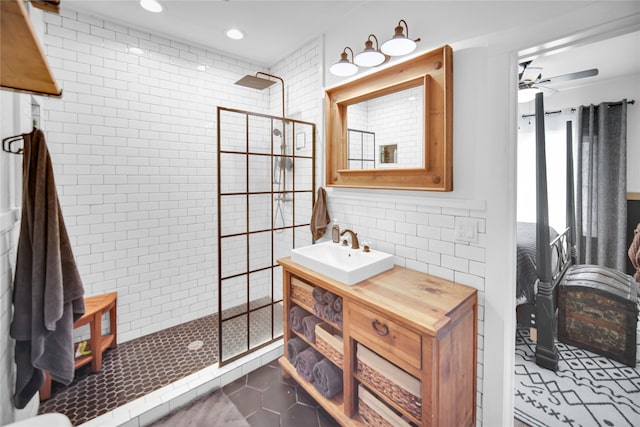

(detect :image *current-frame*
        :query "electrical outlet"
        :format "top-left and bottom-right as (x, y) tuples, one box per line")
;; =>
(454, 218), (478, 243)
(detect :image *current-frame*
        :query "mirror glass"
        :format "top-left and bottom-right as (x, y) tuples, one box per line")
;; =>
(346, 85), (424, 169)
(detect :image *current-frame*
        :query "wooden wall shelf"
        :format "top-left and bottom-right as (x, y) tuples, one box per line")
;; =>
(0, 0), (62, 97)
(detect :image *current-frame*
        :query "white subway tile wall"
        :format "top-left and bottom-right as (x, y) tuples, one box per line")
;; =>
(42, 7), (322, 343)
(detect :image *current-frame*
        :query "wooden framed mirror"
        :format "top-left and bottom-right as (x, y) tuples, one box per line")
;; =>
(325, 45), (453, 191)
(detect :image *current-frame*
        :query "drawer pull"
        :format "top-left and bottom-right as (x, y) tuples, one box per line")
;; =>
(371, 319), (389, 336)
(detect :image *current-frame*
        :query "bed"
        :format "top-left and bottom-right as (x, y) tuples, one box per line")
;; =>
(516, 222), (566, 330)
(516, 222), (558, 307)
(523, 93), (638, 371)
(517, 92), (575, 371)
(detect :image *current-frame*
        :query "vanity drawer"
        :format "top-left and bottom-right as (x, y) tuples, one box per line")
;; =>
(347, 301), (421, 372)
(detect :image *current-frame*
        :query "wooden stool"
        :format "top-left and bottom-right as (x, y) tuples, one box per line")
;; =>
(40, 292), (117, 400)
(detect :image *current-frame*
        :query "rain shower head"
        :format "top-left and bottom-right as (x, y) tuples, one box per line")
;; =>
(234, 74), (277, 90)
(234, 72), (286, 117)
(273, 128), (282, 137)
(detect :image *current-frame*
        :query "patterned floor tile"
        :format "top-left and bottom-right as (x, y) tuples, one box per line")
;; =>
(220, 361), (340, 427)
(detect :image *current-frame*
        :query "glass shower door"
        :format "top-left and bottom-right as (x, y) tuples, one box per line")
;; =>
(217, 107), (315, 365)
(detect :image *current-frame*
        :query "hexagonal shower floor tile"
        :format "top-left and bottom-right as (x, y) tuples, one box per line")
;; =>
(38, 313), (220, 425)
(38, 294), (287, 426)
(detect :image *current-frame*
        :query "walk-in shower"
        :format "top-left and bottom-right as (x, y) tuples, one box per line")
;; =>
(217, 105), (315, 366)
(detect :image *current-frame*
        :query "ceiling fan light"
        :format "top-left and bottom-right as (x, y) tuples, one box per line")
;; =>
(518, 87), (540, 104)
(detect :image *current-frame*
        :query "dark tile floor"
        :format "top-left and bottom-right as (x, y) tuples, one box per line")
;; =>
(39, 299), (282, 426)
(219, 337), (530, 427)
(176, 361), (526, 427)
(221, 361), (340, 427)
(39, 313), (220, 425)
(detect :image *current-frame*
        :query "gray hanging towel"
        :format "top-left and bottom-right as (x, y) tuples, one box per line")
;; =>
(10, 128), (85, 409)
(310, 187), (330, 241)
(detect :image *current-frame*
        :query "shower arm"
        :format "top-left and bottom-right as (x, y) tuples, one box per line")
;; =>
(256, 72), (285, 118)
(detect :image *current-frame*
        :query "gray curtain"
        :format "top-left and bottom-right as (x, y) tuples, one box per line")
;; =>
(575, 100), (628, 270)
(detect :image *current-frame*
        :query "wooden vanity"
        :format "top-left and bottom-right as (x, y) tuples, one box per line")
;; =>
(278, 257), (477, 427)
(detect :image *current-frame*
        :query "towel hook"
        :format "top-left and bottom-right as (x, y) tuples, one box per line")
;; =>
(2, 128), (34, 155)
(2, 134), (24, 155)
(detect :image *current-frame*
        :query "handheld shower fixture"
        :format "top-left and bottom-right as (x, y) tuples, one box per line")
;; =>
(272, 127), (291, 185)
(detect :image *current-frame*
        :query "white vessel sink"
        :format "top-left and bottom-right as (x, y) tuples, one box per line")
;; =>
(290, 241), (394, 285)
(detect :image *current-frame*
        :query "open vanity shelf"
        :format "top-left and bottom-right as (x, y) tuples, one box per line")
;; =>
(278, 257), (477, 427)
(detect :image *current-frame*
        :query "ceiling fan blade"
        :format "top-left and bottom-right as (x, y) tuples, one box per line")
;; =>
(520, 66), (543, 83)
(538, 68), (598, 84)
(535, 85), (558, 96)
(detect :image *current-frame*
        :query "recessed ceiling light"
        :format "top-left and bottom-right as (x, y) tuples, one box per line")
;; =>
(140, 0), (163, 13)
(226, 28), (244, 40)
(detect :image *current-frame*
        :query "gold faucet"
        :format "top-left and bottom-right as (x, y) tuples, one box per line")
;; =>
(340, 229), (360, 250)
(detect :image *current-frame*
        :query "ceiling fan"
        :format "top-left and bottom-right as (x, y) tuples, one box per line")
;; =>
(518, 61), (599, 103)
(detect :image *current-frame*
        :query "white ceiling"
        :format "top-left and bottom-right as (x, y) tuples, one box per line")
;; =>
(523, 30), (640, 93)
(65, 0), (368, 66)
(64, 1), (640, 89)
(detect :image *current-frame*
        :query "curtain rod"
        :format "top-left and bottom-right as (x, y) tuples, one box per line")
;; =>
(608, 99), (635, 106)
(521, 99), (635, 119)
(521, 109), (566, 119)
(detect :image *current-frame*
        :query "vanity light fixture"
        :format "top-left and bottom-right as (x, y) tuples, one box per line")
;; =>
(381, 19), (421, 56)
(226, 28), (244, 40)
(329, 47), (358, 77)
(354, 34), (386, 67)
(139, 0), (163, 13)
(331, 20), (421, 78)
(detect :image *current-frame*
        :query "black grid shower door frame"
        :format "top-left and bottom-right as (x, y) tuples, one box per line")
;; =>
(347, 128), (376, 169)
(217, 106), (316, 366)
